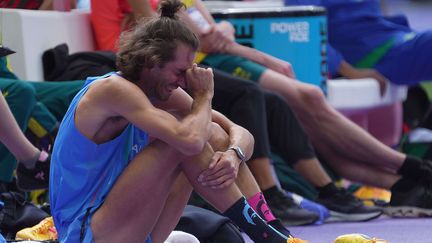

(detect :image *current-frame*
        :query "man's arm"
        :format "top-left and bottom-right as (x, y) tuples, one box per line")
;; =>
(153, 79), (255, 189)
(179, 0), (296, 76)
(338, 60), (388, 95)
(87, 68), (213, 156)
(328, 42), (388, 95)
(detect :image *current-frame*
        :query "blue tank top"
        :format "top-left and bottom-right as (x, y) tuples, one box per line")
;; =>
(49, 73), (150, 242)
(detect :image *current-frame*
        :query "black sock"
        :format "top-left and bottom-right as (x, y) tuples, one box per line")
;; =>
(397, 155), (431, 180)
(390, 177), (417, 193)
(262, 185), (280, 199)
(223, 197), (288, 243)
(316, 182), (339, 199)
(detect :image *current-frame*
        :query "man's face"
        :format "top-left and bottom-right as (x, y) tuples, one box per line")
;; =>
(144, 44), (195, 101)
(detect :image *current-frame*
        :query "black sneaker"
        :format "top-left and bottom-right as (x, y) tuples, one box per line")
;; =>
(384, 178), (432, 217)
(265, 189), (319, 226)
(268, 219), (291, 237)
(420, 160), (432, 182)
(316, 187), (382, 222)
(16, 152), (50, 191)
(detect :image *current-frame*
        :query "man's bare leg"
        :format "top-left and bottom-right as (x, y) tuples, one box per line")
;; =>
(92, 138), (290, 243)
(0, 94), (39, 165)
(91, 139), (244, 242)
(150, 173), (193, 243)
(91, 141), (187, 243)
(258, 70), (406, 170)
(208, 124), (318, 228)
(324, 155), (400, 189)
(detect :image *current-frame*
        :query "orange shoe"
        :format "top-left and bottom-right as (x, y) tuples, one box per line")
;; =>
(15, 216), (58, 241)
(287, 235), (309, 243)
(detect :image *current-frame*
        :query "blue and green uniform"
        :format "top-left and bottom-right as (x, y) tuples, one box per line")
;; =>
(285, 0), (432, 85)
(49, 73), (150, 242)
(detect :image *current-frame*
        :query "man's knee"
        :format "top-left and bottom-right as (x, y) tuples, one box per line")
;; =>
(298, 83), (327, 108)
(143, 140), (185, 166)
(208, 123), (230, 152)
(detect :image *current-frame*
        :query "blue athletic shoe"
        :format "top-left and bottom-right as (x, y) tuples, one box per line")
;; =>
(287, 192), (330, 225)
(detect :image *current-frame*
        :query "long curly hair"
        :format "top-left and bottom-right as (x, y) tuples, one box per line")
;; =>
(116, 0), (199, 83)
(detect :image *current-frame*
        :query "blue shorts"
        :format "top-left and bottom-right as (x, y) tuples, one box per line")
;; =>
(79, 208), (152, 243)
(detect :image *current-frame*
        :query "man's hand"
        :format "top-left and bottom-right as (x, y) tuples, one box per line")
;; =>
(185, 64), (214, 99)
(200, 21), (236, 54)
(338, 60), (388, 96)
(197, 149), (241, 189)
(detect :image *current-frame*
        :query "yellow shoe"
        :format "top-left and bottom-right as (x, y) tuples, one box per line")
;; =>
(334, 233), (388, 243)
(15, 216), (58, 241)
(287, 235), (309, 243)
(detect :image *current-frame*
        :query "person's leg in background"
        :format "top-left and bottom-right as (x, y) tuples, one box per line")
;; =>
(0, 79), (37, 184)
(263, 91), (382, 222)
(211, 69), (320, 226)
(202, 54), (407, 174)
(205, 54), (432, 193)
(205, 54), (432, 216)
(0, 77), (84, 190)
(263, 73), (432, 216)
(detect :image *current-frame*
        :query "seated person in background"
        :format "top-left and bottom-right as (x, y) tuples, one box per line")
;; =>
(0, 48), (83, 191)
(0, 90), (49, 192)
(212, 70), (325, 226)
(212, 70), (382, 223)
(285, 0), (432, 86)
(91, 0), (432, 217)
(49, 1), (306, 242)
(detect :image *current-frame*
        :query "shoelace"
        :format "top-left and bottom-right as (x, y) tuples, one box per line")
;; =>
(34, 217), (54, 234)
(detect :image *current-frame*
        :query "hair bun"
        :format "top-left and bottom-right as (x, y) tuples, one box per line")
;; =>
(159, 0), (185, 19)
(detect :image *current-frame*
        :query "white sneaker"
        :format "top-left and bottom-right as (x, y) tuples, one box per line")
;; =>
(165, 231), (200, 243)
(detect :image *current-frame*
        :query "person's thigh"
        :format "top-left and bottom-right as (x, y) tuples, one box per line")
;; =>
(263, 91), (316, 164)
(212, 69), (272, 160)
(376, 31), (432, 85)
